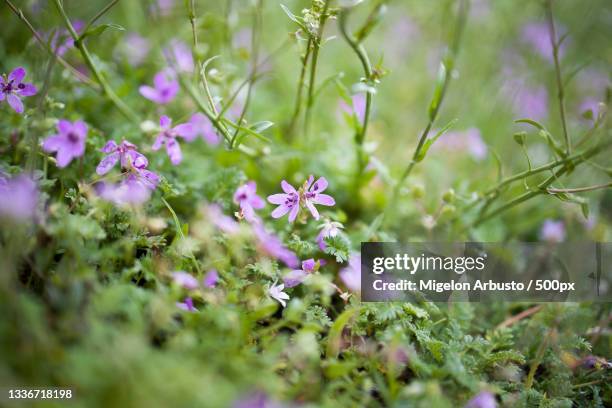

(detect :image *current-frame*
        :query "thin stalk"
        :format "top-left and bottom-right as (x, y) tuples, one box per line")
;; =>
(338, 7), (374, 175)
(547, 181), (612, 194)
(161, 197), (202, 274)
(468, 140), (610, 228)
(53, 0), (139, 123)
(303, 0), (331, 137)
(383, 0), (468, 223)
(4, 0), (98, 89)
(546, 0), (571, 154)
(463, 137), (612, 216)
(82, 0), (120, 34)
(287, 37), (313, 136)
(188, 0), (198, 49)
(230, 0), (263, 148)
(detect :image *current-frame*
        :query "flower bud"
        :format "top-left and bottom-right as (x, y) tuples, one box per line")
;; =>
(442, 188), (455, 203)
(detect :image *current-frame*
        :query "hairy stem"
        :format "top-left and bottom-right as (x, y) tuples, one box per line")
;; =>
(288, 37), (313, 137)
(53, 0), (139, 123)
(303, 0), (331, 138)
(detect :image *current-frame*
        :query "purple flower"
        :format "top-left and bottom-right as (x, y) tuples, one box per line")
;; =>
(95, 142), (159, 206)
(48, 20), (84, 56)
(464, 391), (496, 408)
(339, 94), (366, 125)
(0, 174), (38, 221)
(204, 269), (219, 288)
(521, 22), (567, 63)
(303, 176), (335, 220)
(340, 254), (361, 292)
(317, 219), (344, 250)
(176, 297), (197, 312)
(206, 204), (240, 234)
(283, 258), (318, 288)
(96, 140), (148, 176)
(253, 225), (299, 268)
(1, 67), (37, 114)
(188, 113), (220, 145)
(268, 180), (300, 222)
(268, 282), (290, 307)
(164, 40), (194, 73)
(96, 175), (155, 206)
(139, 69), (179, 104)
(540, 219), (565, 243)
(234, 181), (265, 223)
(42, 119), (88, 168)
(268, 176), (335, 222)
(152, 115), (194, 165)
(233, 391), (282, 408)
(172, 271), (199, 290)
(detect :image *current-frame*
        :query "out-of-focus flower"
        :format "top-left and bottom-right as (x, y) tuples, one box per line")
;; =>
(268, 282), (290, 307)
(464, 391), (497, 408)
(508, 83), (549, 121)
(152, 115), (194, 165)
(176, 297), (197, 312)
(233, 391), (282, 408)
(172, 271), (199, 290)
(521, 22), (567, 63)
(188, 113), (220, 145)
(431, 127), (488, 161)
(164, 40), (194, 73)
(234, 181), (265, 223)
(42, 119), (88, 168)
(203, 269), (219, 288)
(339, 94), (366, 125)
(578, 98), (603, 121)
(1, 67), (37, 114)
(48, 20), (84, 56)
(139, 69), (178, 104)
(154, 0), (174, 16)
(268, 180), (301, 222)
(206, 204), (240, 234)
(253, 225), (299, 268)
(96, 140), (148, 176)
(340, 254), (361, 292)
(317, 219), (344, 250)
(540, 219), (565, 243)
(96, 174), (155, 206)
(283, 258), (319, 288)
(121, 33), (150, 66)
(0, 174), (38, 221)
(303, 176), (335, 220)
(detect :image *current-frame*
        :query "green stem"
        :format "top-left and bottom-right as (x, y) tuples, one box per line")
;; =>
(161, 197), (201, 274)
(383, 0), (468, 223)
(547, 181), (612, 194)
(4, 0), (98, 89)
(287, 37), (313, 137)
(53, 0), (139, 123)
(303, 0), (331, 138)
(546, 0), (571, 155)
(230, 0), (263, 148)
(338, 7), (374, 177)
(469, 139), (612, 228)
(82, 0), (120, 34)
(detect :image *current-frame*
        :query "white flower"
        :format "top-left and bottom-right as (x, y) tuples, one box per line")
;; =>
(268, 282), (290, 307)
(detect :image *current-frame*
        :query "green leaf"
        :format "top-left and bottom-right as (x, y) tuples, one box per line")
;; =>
(326, 307), (361, 357)
(280, 4), (308, 32)
(80, 23), (125, 41)
(428, 61), (447, 120)
(415, 118), (457, 162)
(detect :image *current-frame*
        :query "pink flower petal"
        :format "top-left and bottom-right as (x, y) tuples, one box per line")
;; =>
(8, 67), (26, 83)
(7, 94), (24, 113)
